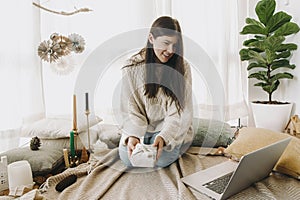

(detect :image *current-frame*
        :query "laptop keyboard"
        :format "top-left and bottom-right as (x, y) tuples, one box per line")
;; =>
(202, 172), (234, 194)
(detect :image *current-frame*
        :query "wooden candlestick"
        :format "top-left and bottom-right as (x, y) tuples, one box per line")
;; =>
(85, 92), (93, 153)
(72, 94), (78, 151)
(85, 110), (92, 152)
(73, 94), (78, 132)
(63, 149), (70, 168)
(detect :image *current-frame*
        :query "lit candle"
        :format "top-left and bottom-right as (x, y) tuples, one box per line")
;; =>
(85, 92), (89, 111)
(73, 94), (77, 131)
(70, 131), (75, 158)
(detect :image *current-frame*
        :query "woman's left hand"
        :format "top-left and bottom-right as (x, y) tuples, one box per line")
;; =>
(153, 136), (165, 160)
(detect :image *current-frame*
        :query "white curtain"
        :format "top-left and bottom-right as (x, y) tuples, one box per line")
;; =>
(0, 0), (44, 152)
(172, 0), (248, 121)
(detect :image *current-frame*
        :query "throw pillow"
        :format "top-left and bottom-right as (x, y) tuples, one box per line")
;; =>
(92, 123), (122, 149)
(21, 115), (102, 139)
(0, 146), (64, 176)
(224, 127), (300, 179)
(192, 118), (235, 147)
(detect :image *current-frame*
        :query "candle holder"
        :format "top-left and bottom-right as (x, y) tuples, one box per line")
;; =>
(85, 110), (93, 153)
(63, 148), (80, 168)
(68, 154), (80, 168)
(63, 149), (89, 168)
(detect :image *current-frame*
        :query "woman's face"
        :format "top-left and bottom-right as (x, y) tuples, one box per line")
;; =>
(149, 34), (178, 63)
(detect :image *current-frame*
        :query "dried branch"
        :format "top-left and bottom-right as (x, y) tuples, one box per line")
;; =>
(32, 2), (92, 16)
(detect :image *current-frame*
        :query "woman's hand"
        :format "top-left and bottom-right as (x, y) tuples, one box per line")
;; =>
(127, 136), (140, 157)
(153, 136), (165, 160)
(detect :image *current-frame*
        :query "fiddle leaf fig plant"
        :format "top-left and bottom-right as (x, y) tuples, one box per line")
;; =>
(239, 0), (300, 104)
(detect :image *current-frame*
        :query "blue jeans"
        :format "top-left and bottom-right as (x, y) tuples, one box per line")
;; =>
(119, 132), (190, 168)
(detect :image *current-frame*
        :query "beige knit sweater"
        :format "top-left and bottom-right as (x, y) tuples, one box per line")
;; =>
(120, 54), (193, 151)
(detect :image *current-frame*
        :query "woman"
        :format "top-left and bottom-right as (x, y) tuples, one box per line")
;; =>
(119, 16), (193, 168)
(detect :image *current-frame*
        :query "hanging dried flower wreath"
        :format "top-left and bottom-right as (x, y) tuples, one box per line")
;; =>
(37, 33), (85, 75)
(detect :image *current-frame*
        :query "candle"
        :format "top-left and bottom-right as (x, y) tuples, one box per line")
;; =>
(7, 161), (33, 193)
(63, 149), (70, 168)
(70, 131), (75, 158)
(73, 94), (77, 131)
(85, 92), (89, 111)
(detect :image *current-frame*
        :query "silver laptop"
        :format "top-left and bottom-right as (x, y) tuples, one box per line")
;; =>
(181, 138), (291, 200)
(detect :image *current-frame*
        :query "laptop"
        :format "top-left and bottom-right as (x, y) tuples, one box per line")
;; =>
(181, 137), (291, 200)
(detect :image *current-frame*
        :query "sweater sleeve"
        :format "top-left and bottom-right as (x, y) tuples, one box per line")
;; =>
(158, 62), (193, 151)
(120, 67), (148, 145)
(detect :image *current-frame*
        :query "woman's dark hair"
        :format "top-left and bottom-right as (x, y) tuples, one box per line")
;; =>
(143, 16), (186, 114)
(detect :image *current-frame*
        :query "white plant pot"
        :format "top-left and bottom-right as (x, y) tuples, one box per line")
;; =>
(250, 102), (293, 132)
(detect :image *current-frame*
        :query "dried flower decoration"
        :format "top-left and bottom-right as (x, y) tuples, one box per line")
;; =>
(68, 33), (85, 53)
(50, 55), (76, 75)
(37, 33), (85, 63)
(38, 40), (52, 62)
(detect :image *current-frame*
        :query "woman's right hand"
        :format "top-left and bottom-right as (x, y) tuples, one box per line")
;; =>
(127, 136), (140, 157)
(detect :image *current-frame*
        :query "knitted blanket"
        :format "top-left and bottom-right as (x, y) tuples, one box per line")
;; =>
(40, 147), (300, 200)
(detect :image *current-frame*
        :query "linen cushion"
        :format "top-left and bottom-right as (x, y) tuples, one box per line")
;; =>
(192, 118), (234, 147)
(0, 146), (64, 176)
(224, 127), (300, 179)
(92, 123), (122, 149)
(21, 115), (102, 139)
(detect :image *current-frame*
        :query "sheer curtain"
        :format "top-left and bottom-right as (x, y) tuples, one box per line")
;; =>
(0, 0), (44, 152)
(172, 0), (248, 121)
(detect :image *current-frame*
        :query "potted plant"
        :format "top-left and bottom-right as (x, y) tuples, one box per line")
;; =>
(239, 0), (300, 131)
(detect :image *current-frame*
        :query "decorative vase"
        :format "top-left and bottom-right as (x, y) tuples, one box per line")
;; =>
(250, 102), (293, 132)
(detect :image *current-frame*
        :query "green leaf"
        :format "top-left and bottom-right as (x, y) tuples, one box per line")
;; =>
(288, 64), (296, 70)
(240, 25), (267, 35)
(247, 40), (265, 50)
(265, 35), (285, 50)
(276, 50), (291, 59)
(266, 49), (276, 63)
(248, 71), (268, 81)
(243, 38), (259, 46)
(270, 73), (293, 82)
(271, 59), (289, 67)
(274, 22), (300, 36)
(249, 47), (264, 53)
(267, 11), (291, 33)
(255, 0), (275, 25)
(271, 59), (296, 70)
(254, 82), (267, 87)
(276, 43), (298, 52)
(247, 62), (267, 70)
(245, 18), (265, 28)
(248, 50), (266, 63)
(239, 49), (251, 61)
(254, 35), (267, 40)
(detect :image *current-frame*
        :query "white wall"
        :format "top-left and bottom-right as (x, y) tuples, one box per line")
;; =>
(246, 0), (300, 126)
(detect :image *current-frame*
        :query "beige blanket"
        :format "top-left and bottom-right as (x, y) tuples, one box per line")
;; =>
(40, 147), (300, 200)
